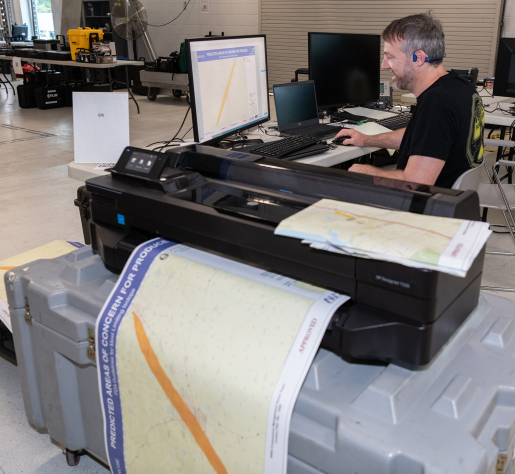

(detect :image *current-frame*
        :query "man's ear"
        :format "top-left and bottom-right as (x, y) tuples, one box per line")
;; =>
(412, 50), (426, 66)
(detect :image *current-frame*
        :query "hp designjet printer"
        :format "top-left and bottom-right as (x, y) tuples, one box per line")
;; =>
(82, 145), (484, 369)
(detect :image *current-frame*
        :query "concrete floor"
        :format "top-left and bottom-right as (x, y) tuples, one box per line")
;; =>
(0, 81), (514, 473)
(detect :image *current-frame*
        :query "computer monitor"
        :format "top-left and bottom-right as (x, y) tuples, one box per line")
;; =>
(308, 32), (381, 110)
(186, 35), (270, 145)
(493, 38), (515, 98)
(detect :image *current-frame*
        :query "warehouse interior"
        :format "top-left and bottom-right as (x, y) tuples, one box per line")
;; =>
(1, 0), (515, 472)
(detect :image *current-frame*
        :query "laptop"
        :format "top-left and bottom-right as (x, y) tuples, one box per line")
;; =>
(273, 81), (342, 139)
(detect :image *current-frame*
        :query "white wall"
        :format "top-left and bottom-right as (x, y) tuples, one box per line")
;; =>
(145, 0), (259, 57)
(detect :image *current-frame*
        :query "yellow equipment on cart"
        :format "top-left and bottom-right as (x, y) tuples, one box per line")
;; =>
(67, 27), (104, 60)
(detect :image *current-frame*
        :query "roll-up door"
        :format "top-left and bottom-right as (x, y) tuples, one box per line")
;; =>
(260, 0), (503, 104)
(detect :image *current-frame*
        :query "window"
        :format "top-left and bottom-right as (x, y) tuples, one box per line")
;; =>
(34, 0), (54, 39)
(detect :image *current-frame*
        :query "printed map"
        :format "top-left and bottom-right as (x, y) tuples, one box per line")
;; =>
(275, 199), (491, 276)
(112, 247), (328, 473)
(276, 199), (462, 263)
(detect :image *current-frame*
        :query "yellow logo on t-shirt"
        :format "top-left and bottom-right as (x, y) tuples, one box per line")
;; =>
(467, 93), (485, 167)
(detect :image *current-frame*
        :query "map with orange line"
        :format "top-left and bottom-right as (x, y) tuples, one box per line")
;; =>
(97, 239), (347, 473)
(275, 199), (491, 277)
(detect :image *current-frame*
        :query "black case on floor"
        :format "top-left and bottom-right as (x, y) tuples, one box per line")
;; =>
(17, 84), (38, 108)
(23, 71), (37, 85)
(65, 82), (83, 107)
(35, 85), (66, 109)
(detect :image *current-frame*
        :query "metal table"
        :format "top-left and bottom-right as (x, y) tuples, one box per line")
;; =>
(0, 55), (145, 113)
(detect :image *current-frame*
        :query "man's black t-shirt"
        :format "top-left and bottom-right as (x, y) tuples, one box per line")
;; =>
(396, 71), (485, 188)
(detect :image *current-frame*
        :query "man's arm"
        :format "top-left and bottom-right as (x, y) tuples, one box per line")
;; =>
(349, 155), (446, 186)
(335, 127), (405, 150)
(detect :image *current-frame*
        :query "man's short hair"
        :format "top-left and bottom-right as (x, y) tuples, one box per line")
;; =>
(382, 12), (445, 66)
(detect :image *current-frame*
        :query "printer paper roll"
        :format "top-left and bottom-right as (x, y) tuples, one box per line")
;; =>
(96, 238), (348, 474)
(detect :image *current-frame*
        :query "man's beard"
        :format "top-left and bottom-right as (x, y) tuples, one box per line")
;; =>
(390, 62), (414, 90)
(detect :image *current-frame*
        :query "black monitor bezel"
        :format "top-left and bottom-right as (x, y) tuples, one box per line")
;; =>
(493, 38), (515, 98)
(186, 34), (271, 145)
(272, 80), (321, 131)
(308, 31), (381, 108)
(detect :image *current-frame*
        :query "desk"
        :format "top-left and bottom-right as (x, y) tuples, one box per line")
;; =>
(484, 101), (515, 127)
(484, 103), (515, 180)
(68, 107), (398, 180)
(68, 139), (382, 180)
(0, 55), (145, 113)
(68, 130), (395, 180)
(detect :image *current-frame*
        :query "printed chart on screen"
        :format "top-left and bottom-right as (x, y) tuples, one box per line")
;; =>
(198, 50), (256, 131)
(189, 37), (269, 143)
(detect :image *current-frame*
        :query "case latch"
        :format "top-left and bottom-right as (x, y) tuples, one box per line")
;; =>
(496, 454), (508, 474)
(24, 297), (32, 326)
(87, 328), (96, 362)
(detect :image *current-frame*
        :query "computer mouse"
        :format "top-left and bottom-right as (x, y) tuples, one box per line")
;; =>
(333, 136), (352, 146)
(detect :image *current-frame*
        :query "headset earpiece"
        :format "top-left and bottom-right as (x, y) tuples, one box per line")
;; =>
(413, 50), (446, 63)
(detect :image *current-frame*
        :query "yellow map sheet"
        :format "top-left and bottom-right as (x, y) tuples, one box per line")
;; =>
(97, 240), (347, 474)
(275, 199), (491, 277)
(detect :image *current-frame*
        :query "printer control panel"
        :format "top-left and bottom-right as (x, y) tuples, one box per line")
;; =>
(113, 147), (169, 180)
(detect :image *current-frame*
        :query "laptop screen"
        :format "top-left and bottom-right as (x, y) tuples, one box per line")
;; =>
(273, 81), (319, 128)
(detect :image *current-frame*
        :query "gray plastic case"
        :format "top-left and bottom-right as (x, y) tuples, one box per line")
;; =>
(5, 246), (515, 474)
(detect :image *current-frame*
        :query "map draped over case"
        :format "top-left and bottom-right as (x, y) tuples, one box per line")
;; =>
(96, 238), (348, 473)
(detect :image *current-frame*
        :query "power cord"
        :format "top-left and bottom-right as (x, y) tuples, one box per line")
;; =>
(149, 106), (191, 151)
(483, 102), (514, 115)
(180, 126), (193, 141)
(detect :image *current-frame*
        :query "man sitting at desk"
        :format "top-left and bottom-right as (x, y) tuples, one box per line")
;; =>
(336, 13), (485, 188)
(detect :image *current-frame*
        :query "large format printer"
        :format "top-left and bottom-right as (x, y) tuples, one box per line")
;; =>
(83, 144), (484, 368)
(7, 145), (515, 473)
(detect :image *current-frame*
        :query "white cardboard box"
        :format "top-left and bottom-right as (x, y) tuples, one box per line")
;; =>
(73, 92), (130, 163)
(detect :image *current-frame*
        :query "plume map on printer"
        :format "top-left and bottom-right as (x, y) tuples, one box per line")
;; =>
(275, 199), (490, 277)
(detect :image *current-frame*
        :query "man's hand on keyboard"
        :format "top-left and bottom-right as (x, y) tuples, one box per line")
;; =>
(335, 127), (405, 150)
(334, 129), (369, 147)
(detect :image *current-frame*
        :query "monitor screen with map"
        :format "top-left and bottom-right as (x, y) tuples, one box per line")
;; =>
(186, 35), (270, 145)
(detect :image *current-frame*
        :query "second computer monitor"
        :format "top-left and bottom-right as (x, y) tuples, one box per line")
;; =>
(308, 32), (381, 109)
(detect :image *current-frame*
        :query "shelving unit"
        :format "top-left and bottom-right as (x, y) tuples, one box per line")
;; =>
(81, 0), (126, 59)
(82, 0), (111, 29)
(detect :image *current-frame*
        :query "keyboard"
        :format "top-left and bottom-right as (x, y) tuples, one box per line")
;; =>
(283, 123), (340, 138)
(375, 113), (412, 131)
(247, 135), (320, 158)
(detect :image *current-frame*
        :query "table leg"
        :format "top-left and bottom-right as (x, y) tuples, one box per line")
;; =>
(2, 69), (15, 93)
(108, 68), (113, 92)
(509, 126), (515, 184)
(496, 126), (506, 163)
(126, 65), (140, 114)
